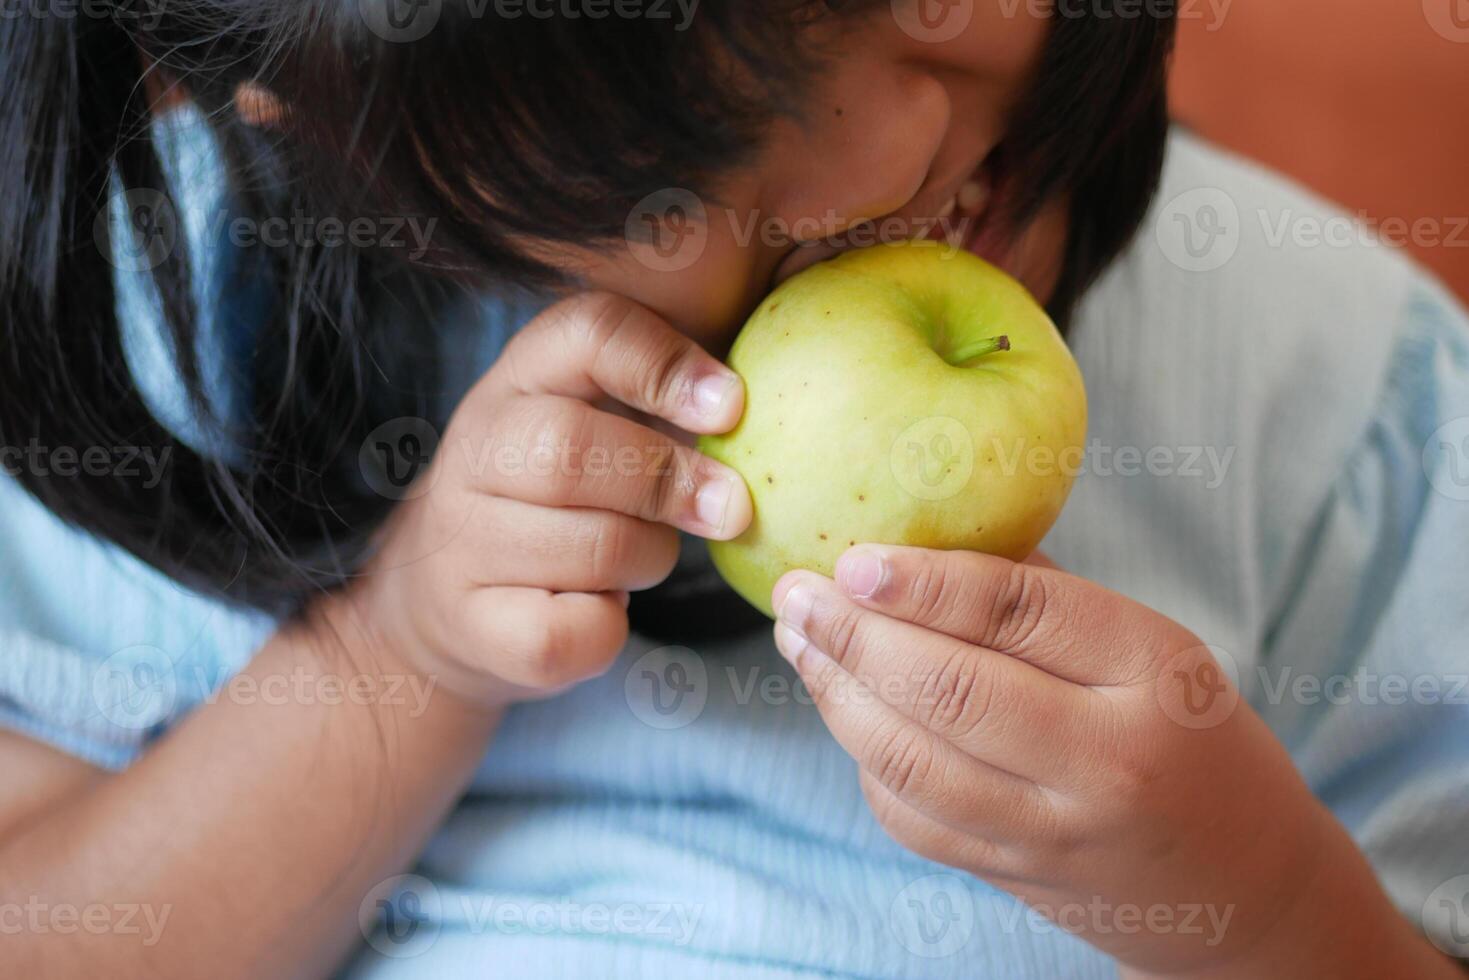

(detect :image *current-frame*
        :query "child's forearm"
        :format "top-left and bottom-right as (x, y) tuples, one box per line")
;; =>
(0, 593), (500, 979)
(1117, 815), (1465, 980)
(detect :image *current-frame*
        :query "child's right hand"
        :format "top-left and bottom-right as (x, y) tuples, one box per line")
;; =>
(338, 292), (751, 707)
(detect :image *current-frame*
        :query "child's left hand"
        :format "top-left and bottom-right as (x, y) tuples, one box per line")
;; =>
(770, 546), (1442, 977)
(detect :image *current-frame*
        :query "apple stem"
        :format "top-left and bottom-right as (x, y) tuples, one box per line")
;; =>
(949, 335), (1011, 364)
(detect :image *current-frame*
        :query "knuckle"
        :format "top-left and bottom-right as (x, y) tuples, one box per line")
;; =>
(631, 334), (691, 416)
(985, 563), (1051, 652)
(1106, 734), (1165, 804)
(512, 617), (566, 689)
(919, 649), (999, 740)
(562, 290), (634, 348)
(579, 607), (631, 678)
(820, 601), (868, 668)
(524, 400), (594, 503)
(644, 446), (698, 521)
(909, 556), (957, 624)
(870, 725), (934, 798)
(575, 516), (628, 587)
(577, 293), (688, 408)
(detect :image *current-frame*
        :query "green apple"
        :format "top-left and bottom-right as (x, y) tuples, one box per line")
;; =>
(699, 239), (1087, 618)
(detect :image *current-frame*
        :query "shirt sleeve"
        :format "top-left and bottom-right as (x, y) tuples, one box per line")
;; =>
(1252, 272), (1469, 959)
(0, 474), (275, 770)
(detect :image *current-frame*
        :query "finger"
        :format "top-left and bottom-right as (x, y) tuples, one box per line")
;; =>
(771, 570), (1094, 785)
(831, 545), (1168, 687)
(464, 498), (680, 593)
(474, 395), (752, 539)
(492, 292), (744, 434)
(773, 622), (1052, 841)
(457, 587), (629, 693)
(858, 772), (1047, 888)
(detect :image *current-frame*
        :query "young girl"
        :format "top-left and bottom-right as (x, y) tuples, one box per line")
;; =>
(2, 3), (1466, 977)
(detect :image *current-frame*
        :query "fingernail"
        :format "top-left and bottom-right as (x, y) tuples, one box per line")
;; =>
(696, 475), (735, 534)
(694, 372), (740, 422)
(837, 549), (886, 600)
(775, 580), (815, 633)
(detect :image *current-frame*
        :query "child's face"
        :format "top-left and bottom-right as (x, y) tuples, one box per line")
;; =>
(550, 5), (1061, 356)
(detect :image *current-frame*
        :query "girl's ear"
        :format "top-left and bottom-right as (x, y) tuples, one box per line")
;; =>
(235, 84), (285, 128)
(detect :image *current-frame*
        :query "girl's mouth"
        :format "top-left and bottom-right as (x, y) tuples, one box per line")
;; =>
(768, 147), (1016, 289)
(926, 150), (1015, 268)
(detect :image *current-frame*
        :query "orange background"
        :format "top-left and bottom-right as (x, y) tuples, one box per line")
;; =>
(1171, 0), (1469, 302)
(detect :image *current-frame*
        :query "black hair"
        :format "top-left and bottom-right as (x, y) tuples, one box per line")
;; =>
(0, 1), (1175, 618)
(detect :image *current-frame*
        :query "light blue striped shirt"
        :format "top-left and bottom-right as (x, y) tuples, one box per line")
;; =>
(1, 115), (1466, 976)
